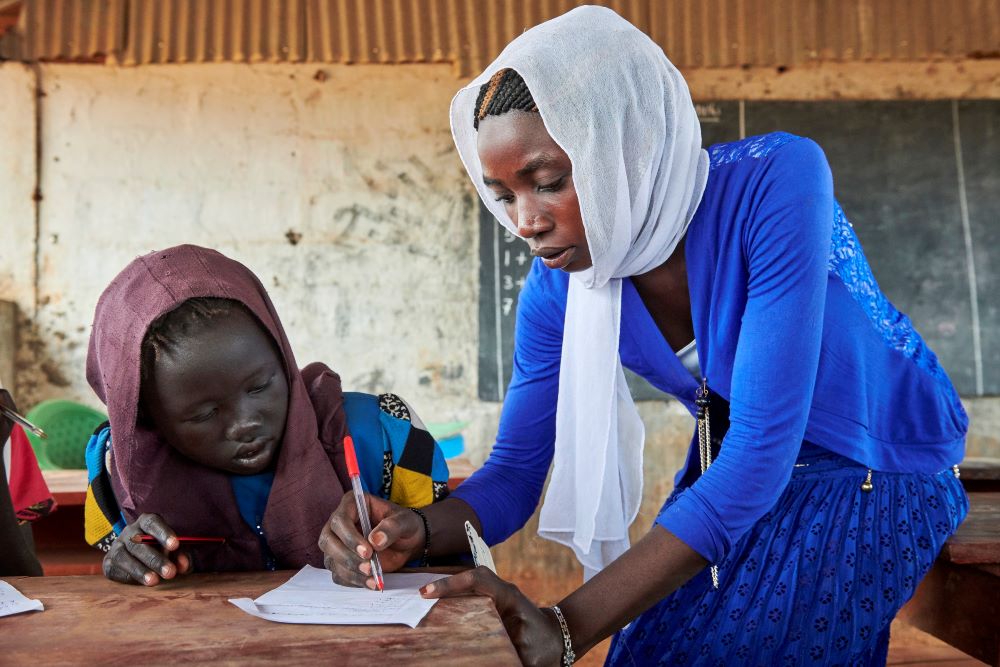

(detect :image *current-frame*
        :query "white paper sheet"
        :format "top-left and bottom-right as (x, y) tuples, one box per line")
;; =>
(0, 580), (44, 618)
(229, 565), (448, 628)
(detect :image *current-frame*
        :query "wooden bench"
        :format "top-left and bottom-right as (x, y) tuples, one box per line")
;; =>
(898, 459), (1000, 666)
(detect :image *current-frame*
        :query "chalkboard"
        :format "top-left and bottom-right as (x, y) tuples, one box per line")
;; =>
(479, 100), (999, 401)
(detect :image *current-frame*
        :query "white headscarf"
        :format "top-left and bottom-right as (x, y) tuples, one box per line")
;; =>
(450, 5), (708, 578)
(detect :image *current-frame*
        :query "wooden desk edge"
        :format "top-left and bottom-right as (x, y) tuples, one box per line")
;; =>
(1, 570), (519, 666)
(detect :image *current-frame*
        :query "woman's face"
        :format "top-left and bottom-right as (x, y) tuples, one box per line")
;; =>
(477, 111), (592, 272)
(142, 309), (289, 475)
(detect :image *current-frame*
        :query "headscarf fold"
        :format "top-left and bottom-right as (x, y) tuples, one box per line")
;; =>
(450, 6), (709, 577)
(86, 245), (350, 572)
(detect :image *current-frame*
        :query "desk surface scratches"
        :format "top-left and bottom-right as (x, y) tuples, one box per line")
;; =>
(0, 571), (519, 666)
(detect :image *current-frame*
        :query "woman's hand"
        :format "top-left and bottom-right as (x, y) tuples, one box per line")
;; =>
(318, 492), (427, 589)
(421, 566), (564, 667)
(102, 513), (191, 586)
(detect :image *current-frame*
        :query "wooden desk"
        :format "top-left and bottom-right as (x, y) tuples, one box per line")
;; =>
(1, 570), (518, 666)
(899, 491), (1000, 666)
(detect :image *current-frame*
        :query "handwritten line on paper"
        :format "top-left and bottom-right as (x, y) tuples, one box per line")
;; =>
(0, 580), (44, 618)
(229, 565), (448, 628)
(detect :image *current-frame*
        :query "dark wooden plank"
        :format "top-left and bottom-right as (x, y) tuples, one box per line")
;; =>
(943, 492), (1000, 565)
(889, 620), (987, 666)
(960, 459), (1000, 482)
(898, 560), (1000, 666)
(0, 571), (519, 666)
(960, 459), (1000, 492)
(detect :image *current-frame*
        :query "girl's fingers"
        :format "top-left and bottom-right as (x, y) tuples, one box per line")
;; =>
(105, 548), (159, 586)
(323, 553), (371, 589)
(123, 540), (176, 578)
(136, 513), (179, 551)
(327, 494), (373, 559)
(318, 519), (366, 575)
(175, 552), (192, 574)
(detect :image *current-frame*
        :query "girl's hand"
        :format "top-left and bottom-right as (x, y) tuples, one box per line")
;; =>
(318, 492), (426, 589)
(421, 566), (565, 667)
(103, 513), (191, 586)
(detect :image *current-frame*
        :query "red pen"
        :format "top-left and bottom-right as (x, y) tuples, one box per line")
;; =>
(136, 535), (226, 545)
(344, 435), (385, 592)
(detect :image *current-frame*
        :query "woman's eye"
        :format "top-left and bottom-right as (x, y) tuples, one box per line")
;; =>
(538, 177), (564, 193)
(495, 193), (514, 204)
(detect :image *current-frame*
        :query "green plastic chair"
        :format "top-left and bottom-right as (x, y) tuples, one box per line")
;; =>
(24, 400), (108, 470)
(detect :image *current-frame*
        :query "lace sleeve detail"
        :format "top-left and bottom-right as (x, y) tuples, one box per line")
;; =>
(827, 201), (953, 392)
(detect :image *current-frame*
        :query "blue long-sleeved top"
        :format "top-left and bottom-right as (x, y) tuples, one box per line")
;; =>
(452, 132), (968, 563)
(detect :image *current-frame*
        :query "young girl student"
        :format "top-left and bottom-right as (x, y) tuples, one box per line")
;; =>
(85, 244), (449, 585)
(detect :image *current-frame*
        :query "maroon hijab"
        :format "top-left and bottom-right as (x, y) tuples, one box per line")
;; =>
(86, 245), (350, 571)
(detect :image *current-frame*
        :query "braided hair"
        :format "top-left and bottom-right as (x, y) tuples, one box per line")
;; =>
(140, 297), (248, 386)
(473, 68), (538, 130)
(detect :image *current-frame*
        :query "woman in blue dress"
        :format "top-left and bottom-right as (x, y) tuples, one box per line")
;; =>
(318, 7), (969, 665)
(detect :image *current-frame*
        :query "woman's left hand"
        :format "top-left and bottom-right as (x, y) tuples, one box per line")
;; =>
(420, 566), (565, 667)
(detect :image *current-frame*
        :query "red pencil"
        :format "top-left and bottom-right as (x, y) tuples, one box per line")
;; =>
(136, 535), (226, 544)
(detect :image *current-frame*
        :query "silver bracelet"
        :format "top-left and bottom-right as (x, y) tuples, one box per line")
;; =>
(549, 604), (576, 666)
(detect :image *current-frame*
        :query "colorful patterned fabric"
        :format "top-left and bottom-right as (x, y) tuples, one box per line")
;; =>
(605, 444), (968, 666)
(84, 422), (124, 552)
(343, 392), (450, 508)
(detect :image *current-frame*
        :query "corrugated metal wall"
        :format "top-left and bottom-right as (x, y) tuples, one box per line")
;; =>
(0, 0), (124, 62)
(3, 0), (998, 73)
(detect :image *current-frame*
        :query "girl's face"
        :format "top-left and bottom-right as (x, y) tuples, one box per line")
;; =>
(142, 309), (289, 475)
(477, 110), (592, 272)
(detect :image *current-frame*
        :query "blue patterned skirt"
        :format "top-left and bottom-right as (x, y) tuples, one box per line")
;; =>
(606, 444), (968, 666)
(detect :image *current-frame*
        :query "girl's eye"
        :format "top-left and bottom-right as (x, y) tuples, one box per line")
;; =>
(495, 193), (514, 204)
(189, 408), (217, 423)
(249, 377), (273, 395)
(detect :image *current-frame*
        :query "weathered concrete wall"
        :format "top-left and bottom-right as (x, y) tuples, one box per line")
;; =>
(684, 60), (1000, 100)
(0, 301), (16, 388)
(0, 63), (36, 391)
(2, 62), (505, 450)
